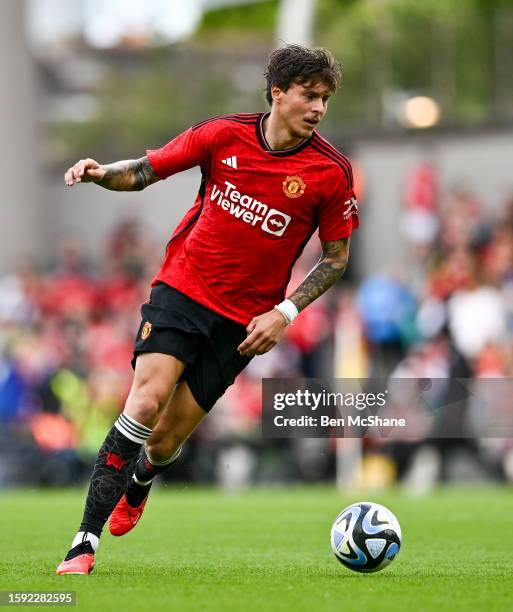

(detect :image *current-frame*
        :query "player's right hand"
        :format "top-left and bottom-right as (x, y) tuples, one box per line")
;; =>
(237, 309), (288, 357)
(64, 158), (106, 186)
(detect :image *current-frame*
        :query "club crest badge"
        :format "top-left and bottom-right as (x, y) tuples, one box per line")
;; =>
(282, 175), (306, 199)
(141, 321), (152, 340)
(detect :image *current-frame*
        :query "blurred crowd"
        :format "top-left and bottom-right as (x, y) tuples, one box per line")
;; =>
(1, 162), (512, 488)
(0, 219), (157, 485)
(349, 163), (513, 491)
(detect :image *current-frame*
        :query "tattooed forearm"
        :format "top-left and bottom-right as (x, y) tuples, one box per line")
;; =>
(288, 238), (350, 312)
(97, 156), (159, 191)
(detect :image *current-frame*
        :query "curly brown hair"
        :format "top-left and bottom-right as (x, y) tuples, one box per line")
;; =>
(264, 44), (342, 106)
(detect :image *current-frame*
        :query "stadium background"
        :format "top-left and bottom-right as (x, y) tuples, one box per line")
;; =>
(1, 1), (513, 608)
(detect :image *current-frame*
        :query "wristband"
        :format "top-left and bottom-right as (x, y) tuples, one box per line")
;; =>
(274, 299), (299, 325)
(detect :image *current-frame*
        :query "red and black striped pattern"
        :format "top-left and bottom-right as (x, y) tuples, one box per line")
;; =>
(192, 113), (260, 131)
(310, 132), (353, 188)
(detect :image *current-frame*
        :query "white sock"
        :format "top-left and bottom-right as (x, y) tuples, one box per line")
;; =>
(72, 531), (99, 553)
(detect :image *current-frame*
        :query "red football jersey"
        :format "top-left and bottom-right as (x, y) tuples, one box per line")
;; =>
(147, 112), (359, 325)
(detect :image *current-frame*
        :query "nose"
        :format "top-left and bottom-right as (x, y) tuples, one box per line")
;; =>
(311, 98), (325, 115)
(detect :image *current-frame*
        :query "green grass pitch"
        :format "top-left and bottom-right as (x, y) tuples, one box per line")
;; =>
(1, 486), (512, 611)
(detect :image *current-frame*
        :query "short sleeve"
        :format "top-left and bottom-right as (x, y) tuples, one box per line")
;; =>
(318, 168), (360, 241)
(146, 123), (213, 180)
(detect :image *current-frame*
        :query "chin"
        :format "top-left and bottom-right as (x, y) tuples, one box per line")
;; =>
(293, 126), (312, 139)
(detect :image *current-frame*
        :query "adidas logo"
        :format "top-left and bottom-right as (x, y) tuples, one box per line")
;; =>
(221, 156), (238, 169)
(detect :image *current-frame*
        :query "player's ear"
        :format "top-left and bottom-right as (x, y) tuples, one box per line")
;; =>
(271, 84), (283, 105)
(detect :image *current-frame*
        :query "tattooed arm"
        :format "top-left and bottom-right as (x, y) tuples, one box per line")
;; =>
(238, 238), (350, 357)
(64, 156), (160, 191)
(288, 238), (350, 312)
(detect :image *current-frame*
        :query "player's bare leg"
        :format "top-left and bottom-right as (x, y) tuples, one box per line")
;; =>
(109, 381), (206, 536)
(57, 353), (186, 574)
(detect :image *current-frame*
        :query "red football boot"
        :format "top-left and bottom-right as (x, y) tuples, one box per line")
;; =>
(56, 542), (95, 575)
(109, 494), (148, 536)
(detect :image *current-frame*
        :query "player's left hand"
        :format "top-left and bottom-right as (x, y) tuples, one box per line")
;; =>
(238, 309), (288, 357)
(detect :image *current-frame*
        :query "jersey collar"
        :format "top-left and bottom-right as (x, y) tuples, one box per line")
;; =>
(256, 113), (313, 157)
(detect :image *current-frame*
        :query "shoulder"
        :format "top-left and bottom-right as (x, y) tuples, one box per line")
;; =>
(191, 113), (261, 135)
(309, 132), (354, 189)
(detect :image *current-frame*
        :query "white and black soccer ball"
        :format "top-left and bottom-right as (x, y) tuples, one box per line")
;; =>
(330, 502), (402, 573)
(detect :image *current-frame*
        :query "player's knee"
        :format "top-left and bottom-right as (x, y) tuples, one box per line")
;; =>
(125, 385), (168, 427)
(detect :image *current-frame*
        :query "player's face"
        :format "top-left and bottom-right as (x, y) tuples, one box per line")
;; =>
(274, 80), (332, 139)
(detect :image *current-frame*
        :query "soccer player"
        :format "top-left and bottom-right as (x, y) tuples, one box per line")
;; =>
(56, 44), (359, 575)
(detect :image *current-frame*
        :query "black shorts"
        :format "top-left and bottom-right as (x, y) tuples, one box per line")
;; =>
(132, 283), (252, 412)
